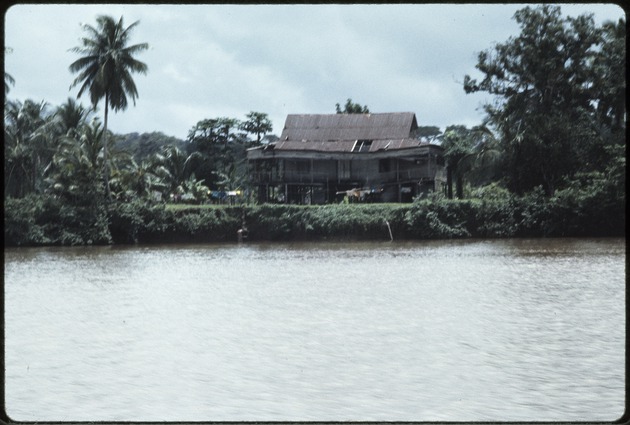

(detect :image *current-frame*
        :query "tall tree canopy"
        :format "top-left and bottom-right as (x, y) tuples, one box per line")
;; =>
(69, 15), (149, 199)
(55, 97), (93, 138)
(441, 125), (501, 199)
(5, 47), (15, 95)
(240, 111), (273, 145)
(335, 98), (370, 114)
(416, 125), (442, 143)
(464, 5), (625, 196)
(4, 99), (54, 197)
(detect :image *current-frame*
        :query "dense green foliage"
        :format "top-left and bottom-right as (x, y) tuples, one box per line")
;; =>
(69, 15), (149, 199)
(5, 194), (111, 246)
(6, 181), (624, 246)
(464, 5), (625, 197)
(335, 98), (370, 114)
(108, 200), (241, 244)
(185, 115), (259, 190)
(440, 125), (501, 199)
(4, 6), (625, 247)
(115, 132), (187, 161)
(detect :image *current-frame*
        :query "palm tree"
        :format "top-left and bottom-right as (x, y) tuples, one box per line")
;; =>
(46, 120), (107, 202)
(4, 99), (56, 197)
(462, 125), (503, 188)
(214, 163), (246, 192)
(111, 157), (167, 201)
(69, 15), (148, 199)
(151, 145), (203, 196)
(441, 125), (475, 199)
(55, 97), (93, 138)
(176, 174), (210, 204)
(5, 47), (15, 95)
(4, 72), (15, 95)
(441, 124), (503, 199)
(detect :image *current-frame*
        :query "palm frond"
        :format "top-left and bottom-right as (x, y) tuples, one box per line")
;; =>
(69, 14), (148, 112)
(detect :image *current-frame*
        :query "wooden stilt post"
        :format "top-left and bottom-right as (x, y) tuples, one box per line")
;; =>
(385, 220), (394, 242)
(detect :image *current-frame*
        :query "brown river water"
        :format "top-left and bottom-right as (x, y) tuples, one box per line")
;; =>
(4, 238), (625, 421)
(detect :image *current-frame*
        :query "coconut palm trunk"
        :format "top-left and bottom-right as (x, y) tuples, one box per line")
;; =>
(103, 92), (111, 199)
(69, 15), (148, 202)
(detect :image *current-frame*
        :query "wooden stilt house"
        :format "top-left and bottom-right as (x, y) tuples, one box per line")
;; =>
(247, 112), (445, 204)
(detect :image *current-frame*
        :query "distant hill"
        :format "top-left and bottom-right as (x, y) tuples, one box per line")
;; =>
(115, 132), (187, 161)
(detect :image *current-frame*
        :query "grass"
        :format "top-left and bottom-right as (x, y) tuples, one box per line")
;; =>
(166, 202), (411, 211)
(165, 203), (236, 211)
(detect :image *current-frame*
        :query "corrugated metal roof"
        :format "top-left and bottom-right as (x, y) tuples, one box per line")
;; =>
(274, 140), (355, 152)
(279, 112), (418, 141)
(273, 138), (428, 153)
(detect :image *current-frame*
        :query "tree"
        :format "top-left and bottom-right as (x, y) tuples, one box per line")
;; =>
(46, 120), (107, 203)
(262, 134), (279, 144)
(216, 117), (241, 147)
(464, 5), (624, 196)
(4, 99), (56, 197)
(176, 174), (210, 204)
(4, 72), (15, 95)
(214, 163), (246, 192)
(5, 47), (15, 95)
(187, 117), (241, 148)
(54, 97), (93, 138)
(115, 131), (186, 161)
(440, 125), (476, 199)
(69, 15), (148, 200)
(112, 157), (167, 201)
(187, 118), (221, 146)
(186, 116), (249, 188)
(151, 145), (203, 196)
(187, 118), (223, 187)
(415, 126), (442, 143)
(335, 98), (370, 114)
(440, 124), (503, 199)
(240, 111), (273, 145)
(592, 18), (626, 138)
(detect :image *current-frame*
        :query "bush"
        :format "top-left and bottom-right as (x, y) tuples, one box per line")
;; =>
(108, 202), (241, 243)
(5, 194), (111, 246)
(243, 205), (307, 241)
(5, 184), (625, 247)
(307, 204), (395, 240)
(169, 207), (240, 242)
(108, 200), (170, 243)
(239, 204), (405, 241)
(547, 172), (626, 237)
(404, 199), (472, 239)
(4, 195), (50, 246)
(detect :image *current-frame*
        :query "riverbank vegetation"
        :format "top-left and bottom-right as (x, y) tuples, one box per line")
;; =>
(4, 6), (625, 246)
(5, 180), (624, 246)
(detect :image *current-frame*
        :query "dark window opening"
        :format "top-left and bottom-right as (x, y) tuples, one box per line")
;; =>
(352, 139), (373, 152)
(294, 160), (311, 174)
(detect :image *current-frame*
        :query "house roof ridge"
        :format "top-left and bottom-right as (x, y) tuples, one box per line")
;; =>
(279, 112), (419, 142)
(285, 111), (415, 117)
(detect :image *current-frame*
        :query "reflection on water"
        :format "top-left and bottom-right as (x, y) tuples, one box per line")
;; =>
(4, 238), (625, 421)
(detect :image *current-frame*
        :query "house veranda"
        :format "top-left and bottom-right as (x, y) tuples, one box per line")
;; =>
(247, 112), (445, 204)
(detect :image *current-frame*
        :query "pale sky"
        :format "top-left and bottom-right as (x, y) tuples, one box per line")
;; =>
(3, 3), (625, 140)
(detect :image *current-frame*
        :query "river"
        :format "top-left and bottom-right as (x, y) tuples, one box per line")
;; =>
(3, 238), (625, 421)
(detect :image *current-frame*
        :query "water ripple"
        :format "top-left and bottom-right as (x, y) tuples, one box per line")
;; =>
(4, 238), (625, 422)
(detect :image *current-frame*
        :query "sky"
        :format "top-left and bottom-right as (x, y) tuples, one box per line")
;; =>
(3, 3), (626, 140)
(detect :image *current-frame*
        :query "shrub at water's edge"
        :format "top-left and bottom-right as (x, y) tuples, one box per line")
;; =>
(5, 194), (112, 246)
(108, 201), (241, 244)
(4, 185), (625, 246)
